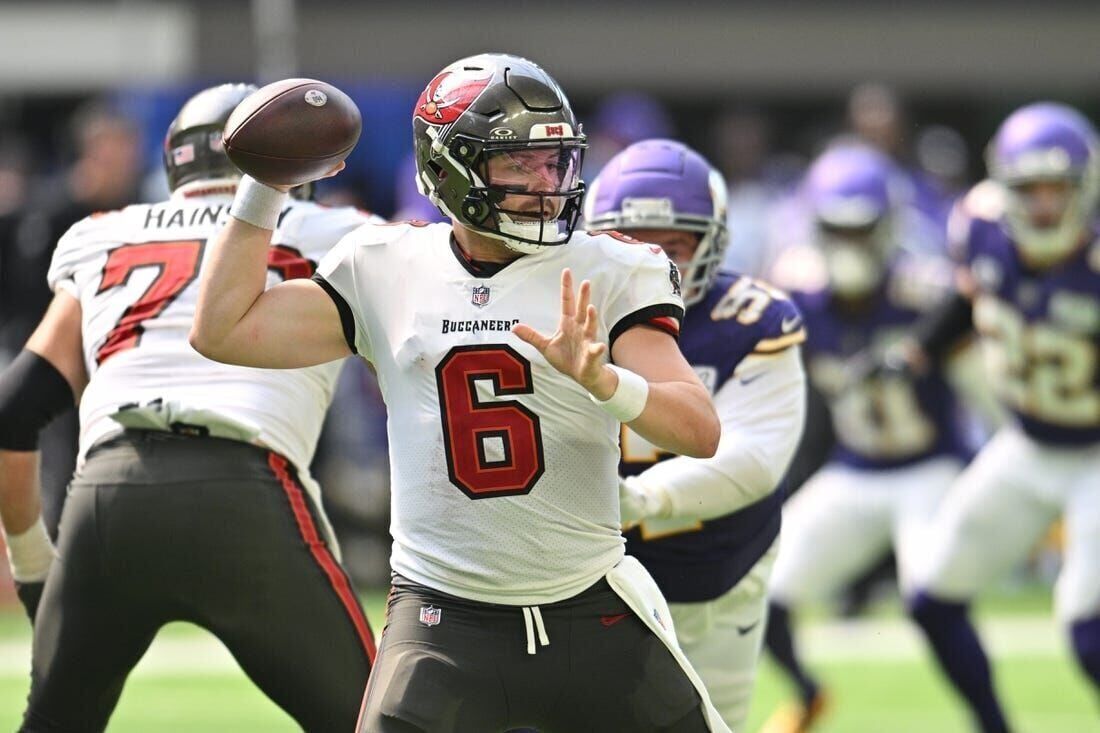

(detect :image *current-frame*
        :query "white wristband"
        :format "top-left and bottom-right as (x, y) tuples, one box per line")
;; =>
(229, 175), (287, 230)
(4, 516), (55, 582)
(591, 365), (649, 423)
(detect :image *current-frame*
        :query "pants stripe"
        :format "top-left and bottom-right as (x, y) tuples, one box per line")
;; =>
(267, 452), (378, 663)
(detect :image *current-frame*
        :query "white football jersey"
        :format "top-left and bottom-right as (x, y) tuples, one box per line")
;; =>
(47, 185), (380, 502)
(316, 223), (685, 605)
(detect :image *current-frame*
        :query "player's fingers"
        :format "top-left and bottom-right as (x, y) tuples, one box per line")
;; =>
(560, 268), (574, 318)
(512, 323), (550, 352)
(320, 161), (346, 180)
(582, 303), (600, 340)
(586, 341), (607, 360)
(575, 279), (592, 325)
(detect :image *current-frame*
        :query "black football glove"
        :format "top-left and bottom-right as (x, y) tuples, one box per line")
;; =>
(15, 580), (44, 624)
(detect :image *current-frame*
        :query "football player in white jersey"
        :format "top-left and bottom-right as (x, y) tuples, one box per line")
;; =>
(193, 54), (727, 732)
(0, 84), (380, 732)
(585, 139), (807, 732)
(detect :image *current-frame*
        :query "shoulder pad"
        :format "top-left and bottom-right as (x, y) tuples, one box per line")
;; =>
(958, 179), (1005, 223)
(579, 229), (673, 268)
(768, 243), (829, 293)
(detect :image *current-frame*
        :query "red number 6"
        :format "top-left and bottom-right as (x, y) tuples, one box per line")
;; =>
(435, 345), (545, 499)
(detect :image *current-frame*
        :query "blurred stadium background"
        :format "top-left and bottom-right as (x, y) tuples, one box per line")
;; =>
(0, 0), (1097, 730)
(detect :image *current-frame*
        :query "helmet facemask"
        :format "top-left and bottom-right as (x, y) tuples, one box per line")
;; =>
(420, 127), (586, 254)
(998, 169), (1100, 267)
(816, 217), (892, 299)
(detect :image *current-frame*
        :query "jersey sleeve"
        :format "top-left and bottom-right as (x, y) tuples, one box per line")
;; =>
(947, 179), (1003, 267)
(313, 231), (373, 359)
(604, 244), (686, 347)
(277, 202), (382, 263)
(633, 345), (807, 520)
(711, 276), (806, 357)
(46, 211), (122, 298)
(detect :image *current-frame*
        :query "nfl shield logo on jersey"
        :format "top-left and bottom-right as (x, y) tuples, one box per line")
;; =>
(471, 285), (491, 308)
(419, 605), (442, 626)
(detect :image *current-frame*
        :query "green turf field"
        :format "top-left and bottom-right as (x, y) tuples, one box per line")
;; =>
(0, 589), (1094, 732)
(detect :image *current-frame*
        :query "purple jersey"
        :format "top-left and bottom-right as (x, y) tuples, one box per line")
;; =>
(793, 255), (969, 469)
(953, 184), (1100, 445)
(623, 270), (804, 602)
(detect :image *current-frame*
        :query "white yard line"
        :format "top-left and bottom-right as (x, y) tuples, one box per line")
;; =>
(0, 614), (1069, 676)
(798, 614), (1068, 663)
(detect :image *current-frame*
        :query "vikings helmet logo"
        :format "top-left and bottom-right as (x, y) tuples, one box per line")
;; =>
(415, 68), (493, 126)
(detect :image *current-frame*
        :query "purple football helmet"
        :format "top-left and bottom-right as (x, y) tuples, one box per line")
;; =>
(986, 102), (1100, 265)
(803, 143), (899, 298)
(584, 139), (728, 307)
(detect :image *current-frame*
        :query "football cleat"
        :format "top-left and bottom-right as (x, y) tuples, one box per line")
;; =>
(758, 688), (831, 733)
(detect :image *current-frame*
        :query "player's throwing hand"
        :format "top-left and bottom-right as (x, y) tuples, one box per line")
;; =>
(513, 268), (613, 397)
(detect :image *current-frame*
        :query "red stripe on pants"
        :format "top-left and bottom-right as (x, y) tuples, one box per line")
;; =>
(267, 452), (377, 663)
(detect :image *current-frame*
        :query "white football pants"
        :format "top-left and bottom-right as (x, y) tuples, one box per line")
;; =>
(919, 426), (1100, 623)
(668, 540), (777, 733)
(769, 456), (962, 605)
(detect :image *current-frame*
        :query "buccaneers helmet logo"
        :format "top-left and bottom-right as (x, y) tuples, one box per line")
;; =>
(415, 69), (492, 126)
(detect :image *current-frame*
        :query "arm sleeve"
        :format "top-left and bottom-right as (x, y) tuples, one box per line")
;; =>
(605, 252), (685, 349)
(313, 234), (373, 359)
(912, 291), (974, 362)
(634, 345), (807, 520)
(0, 350), (75, 450)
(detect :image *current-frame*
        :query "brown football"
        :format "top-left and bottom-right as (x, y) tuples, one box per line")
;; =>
(223, 78), (361, 187)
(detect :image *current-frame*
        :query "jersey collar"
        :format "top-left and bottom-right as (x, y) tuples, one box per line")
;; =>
(449, 234), (519, 278)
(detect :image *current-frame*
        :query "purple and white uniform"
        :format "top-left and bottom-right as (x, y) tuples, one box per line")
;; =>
(768, 144), (968, 609)
(919, 104), (1100, 624)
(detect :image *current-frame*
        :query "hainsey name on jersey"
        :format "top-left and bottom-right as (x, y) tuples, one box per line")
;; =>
(790, 253), (969, 470)
(47, 191), (380, 510)
(952, 181), (1100, 444)
(315, 223), (684, 606)
(623, 271), (806, 602)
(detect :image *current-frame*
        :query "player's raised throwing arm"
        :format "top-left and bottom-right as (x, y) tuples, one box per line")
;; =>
(191, 176), (351, 368)
(514, 268), (719, 459)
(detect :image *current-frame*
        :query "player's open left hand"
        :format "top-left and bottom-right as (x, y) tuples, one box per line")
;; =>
(513, 268), (610, 395)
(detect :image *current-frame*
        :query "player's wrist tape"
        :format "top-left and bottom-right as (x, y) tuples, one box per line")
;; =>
(4, 516), (55, 583)
(590, 365), (649, 423)
(229, 175), (287, 230)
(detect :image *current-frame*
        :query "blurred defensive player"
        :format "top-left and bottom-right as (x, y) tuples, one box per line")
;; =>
(761, 144), (970, 733)
(585, 139), (808, 731)
(192, 55), (728, 732)
(0, 84), (378, 732)
(903, 103), (1100, 733)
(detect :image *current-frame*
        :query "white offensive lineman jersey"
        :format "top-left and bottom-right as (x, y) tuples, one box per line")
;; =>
(315, 223), (684, 605)
(47, 185), (380, 503)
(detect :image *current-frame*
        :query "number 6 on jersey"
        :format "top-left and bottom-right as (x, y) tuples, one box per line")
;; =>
(435, 344), (546, 499)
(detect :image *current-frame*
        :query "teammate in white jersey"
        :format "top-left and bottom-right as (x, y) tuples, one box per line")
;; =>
(0, 84), (379, 732)
(193, 54), (726, 732)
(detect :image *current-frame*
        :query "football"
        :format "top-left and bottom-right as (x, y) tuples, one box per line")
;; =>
(222, 78), (361, 187)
